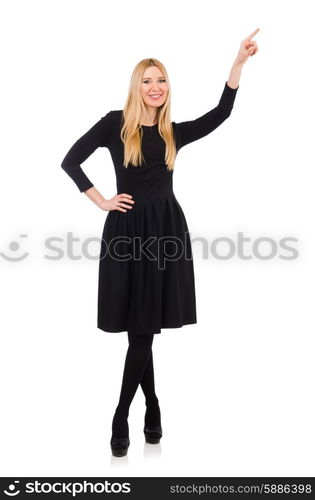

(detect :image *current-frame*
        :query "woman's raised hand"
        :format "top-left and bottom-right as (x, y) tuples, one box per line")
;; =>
(100, 193), (135, 213)
(235, 28), (260, 65)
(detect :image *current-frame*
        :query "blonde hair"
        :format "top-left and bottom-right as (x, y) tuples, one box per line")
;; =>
(120, 58), (177, 171)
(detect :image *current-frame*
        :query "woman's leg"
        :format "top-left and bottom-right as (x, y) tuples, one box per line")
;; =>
(139, 348), (161, 427)
(112, 332), (154, 438)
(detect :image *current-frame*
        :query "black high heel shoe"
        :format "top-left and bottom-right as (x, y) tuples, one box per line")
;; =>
(143, 400), (162, 443)
(143, 424), (163, 444)
(110, 435), (130, 457)
(110, 411), (130, 457)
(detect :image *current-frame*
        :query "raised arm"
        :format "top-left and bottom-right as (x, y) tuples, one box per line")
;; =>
(61, 111), (113, 193)
(173, 81), (239, 150)
(174, 28), (259, 151)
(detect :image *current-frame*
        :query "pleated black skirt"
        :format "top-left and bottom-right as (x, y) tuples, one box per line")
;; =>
(97, 193), (197, 335)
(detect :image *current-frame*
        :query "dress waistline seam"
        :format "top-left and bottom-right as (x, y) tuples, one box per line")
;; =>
(132, 193), (175, 205)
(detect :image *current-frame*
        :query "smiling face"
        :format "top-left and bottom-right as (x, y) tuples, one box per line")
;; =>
(140, 66), (168, 121)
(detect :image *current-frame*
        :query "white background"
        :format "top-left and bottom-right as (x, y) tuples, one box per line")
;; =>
(1, 0), (314, 477)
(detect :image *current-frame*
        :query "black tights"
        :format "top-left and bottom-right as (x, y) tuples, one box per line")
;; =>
(112, 332), (160, 438)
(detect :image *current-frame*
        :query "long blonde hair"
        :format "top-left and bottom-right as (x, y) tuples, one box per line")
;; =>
(120, 58), (177, 171)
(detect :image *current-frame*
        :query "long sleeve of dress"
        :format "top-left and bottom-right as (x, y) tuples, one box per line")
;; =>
(61, 111), (113, 192)
(174, 81), (239, 150)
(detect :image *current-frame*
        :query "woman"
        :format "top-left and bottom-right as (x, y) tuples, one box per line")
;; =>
(61, 29), (259, 457)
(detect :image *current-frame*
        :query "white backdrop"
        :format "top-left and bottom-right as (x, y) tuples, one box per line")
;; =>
(1, 0), (314, 477)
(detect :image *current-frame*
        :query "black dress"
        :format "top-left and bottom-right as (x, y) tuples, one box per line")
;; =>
(61, 81), (239, 334)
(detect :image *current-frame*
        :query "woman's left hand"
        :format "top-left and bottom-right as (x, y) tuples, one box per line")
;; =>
(235, 28), (260, 65)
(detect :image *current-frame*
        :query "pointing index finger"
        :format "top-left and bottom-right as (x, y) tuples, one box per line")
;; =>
(246, 28), (260, 40)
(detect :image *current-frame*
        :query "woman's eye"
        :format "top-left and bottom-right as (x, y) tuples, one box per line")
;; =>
(143, 79), (166, 84)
